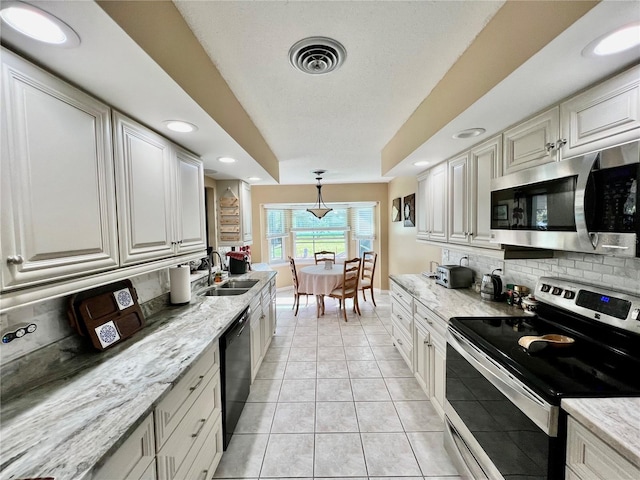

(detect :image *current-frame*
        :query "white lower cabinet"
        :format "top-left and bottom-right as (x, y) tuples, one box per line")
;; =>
(391, 281), (414, 370)
(566, 416), (639, 480)
(95, 343), (222, 480)
(250, 282), (276, 382)
(92, 415), (155, 480)
(413, 298), (447, 419)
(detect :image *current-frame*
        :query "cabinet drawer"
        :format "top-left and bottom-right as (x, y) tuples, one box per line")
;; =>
(392, 321), (413, 370)
(157, 372), (221, 480)
(155, 345), (219, 449)
(391, 281), (413, 312)
(414, 299), (448, 339)
(391, 299), (412, 338)
(180, 415), (224, 480)
(92, 414), (155, 480)
(566, 417), (639, 480)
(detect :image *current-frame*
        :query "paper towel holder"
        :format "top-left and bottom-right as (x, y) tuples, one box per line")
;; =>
(170, 264), (192, 305)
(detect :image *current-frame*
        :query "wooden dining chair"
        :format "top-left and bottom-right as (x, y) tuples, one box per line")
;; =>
(314, 250), (336, 264)
(359, 251), (378, 307)
(328, 257), (361, 322)
(288, 256), (309, 316)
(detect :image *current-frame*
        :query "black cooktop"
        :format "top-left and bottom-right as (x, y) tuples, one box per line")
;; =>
(449, 308), (640, 404)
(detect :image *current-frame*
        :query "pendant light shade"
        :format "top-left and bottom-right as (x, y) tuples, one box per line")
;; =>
(307, 170), (332, 219)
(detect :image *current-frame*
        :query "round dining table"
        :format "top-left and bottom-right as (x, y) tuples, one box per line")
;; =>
(298, 263), (343, 316)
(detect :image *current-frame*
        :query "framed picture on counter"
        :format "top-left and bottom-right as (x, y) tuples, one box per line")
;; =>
(403, 193), (415, 227)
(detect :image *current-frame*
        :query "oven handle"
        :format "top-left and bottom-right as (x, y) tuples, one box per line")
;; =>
(448, 327), (558, 437)
(445, 417), (490, 480)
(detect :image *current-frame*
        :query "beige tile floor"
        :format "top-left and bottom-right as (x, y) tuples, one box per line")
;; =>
(213, 287), (461, 480)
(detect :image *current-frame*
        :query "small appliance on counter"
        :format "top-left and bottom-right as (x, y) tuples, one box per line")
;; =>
(435, 265), (473, 289)
(481, 268), (503, 301)
(226, 251), (250, 274)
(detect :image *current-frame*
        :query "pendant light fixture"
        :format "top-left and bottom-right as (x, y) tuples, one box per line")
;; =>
(307, 170), (332, 219)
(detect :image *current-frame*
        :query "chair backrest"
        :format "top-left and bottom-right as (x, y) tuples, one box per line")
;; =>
(314, 250), (336, 264)
(341, 258), (361, 296)
(288, 256), (300, 291)
(361, 251), (377, 282)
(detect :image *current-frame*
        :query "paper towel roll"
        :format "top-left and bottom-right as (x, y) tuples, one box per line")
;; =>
(169, 265), (191, 305)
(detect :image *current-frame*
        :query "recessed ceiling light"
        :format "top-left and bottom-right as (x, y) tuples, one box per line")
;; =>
(583, 22), (640, 57)
(247, 177), (261, 182)
(452, 128), (486, 139)
(413, 161), (430, 167)
(163, 120), (198, 133)
(0, 1), (80, 47)
(218, 157), (236, 164)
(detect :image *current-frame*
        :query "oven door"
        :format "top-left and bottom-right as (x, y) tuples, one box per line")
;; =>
(445, 327), (564, 480)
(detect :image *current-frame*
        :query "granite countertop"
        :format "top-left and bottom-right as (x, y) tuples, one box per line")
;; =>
(562, 397), (640, 468)
(390, 274), (524, 321)
(0, 270), (275, 480)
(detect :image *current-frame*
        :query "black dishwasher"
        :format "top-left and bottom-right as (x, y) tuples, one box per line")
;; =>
(219, 307), (251, 450)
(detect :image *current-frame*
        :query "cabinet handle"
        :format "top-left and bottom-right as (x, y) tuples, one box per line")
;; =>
(397, 338), (403, 345)
(425, 317), (433, 325)
(545, 142), (555, 152)
(198, 470), (209, 480)
(556, 138), (567, 148)
(189, 375), (205, 393)
(6, 255), (24, 265)
(192, 418), (206, 438)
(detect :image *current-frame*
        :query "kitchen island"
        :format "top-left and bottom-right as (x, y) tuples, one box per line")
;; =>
(0, 270), (275, 480)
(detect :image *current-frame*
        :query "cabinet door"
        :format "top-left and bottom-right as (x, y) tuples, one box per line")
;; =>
(174, 147), (206, 254)
(432, 340), (446, 420)
(261, 289), (272, 355)
(470, 135), (502, 248)
(1, 49), (118, 291)
(250, 309), (262, 382)
(448, 154), (469, 244)
(429, 163), (448, 241)
(561, 65), (640, 158)
(413, 320), (431, 396)
(241, 181), (253, 244)
(92, 415), (155, 480)
(270, 282), (277, 335)
(503, 107), (559, 175)
(113, 112), (174, 265)
(416, 172), (430, 241)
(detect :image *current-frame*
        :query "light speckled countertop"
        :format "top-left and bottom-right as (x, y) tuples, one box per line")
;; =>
(389, 274), (523, 320)
(0, 270), (275, 480)
(562, 397), (640, 468)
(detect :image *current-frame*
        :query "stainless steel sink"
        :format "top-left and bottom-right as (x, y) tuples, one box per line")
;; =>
(199, 288), (249, 296)
(219, 280), (259, 289)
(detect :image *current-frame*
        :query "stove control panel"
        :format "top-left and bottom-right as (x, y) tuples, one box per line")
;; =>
(536, 277), (640, 335)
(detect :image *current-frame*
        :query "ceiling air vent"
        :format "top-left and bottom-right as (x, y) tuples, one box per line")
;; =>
(289, 37), (346, 75)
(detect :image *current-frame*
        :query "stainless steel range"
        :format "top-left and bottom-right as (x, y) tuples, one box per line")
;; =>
(445, 276), (640, 480)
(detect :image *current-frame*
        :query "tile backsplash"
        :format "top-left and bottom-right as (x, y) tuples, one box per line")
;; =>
(445, 249), (640, 296)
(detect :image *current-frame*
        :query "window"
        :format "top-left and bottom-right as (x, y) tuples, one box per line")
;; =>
(265, 208), (288, 263)
(292, 209), (348, 261)
(352, 206), (375, 257)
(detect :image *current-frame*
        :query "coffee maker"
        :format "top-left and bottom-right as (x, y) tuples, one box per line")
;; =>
(481, 268), (503, 301)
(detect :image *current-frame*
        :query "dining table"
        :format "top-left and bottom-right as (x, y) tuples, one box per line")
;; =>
(298, 263), (343, 316)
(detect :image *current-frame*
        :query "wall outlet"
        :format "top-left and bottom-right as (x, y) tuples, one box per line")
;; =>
(492, 261), (505, 275)
(443, 249), (449, 262)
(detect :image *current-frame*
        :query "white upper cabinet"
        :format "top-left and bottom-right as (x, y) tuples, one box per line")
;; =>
(503, 107), (560, 175)
(0, 48), (118, 291)
(447, 136), (501, 249)
(469, 136), (502, 248)
(241, 180), (253, 244)
(174, 147), (206, 254)
(416, 163), (447, 242)
(113, 112), (175, 265)
(113, 112), (206, 265)
(448, 153), (469, 244)
(416, 171), (431, 241)
(560, 65), (640, 159)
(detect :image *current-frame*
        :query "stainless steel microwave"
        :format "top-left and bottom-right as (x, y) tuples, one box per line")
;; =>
(490, 141), (639, 257)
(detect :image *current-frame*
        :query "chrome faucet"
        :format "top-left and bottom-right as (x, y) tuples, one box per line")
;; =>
(207, 250), (225, 286)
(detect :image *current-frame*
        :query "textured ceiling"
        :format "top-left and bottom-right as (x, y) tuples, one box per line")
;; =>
(173, 0), (504, 184)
